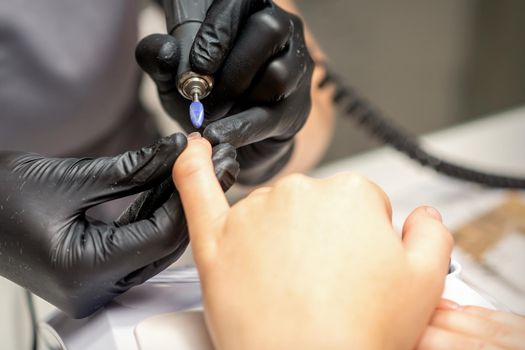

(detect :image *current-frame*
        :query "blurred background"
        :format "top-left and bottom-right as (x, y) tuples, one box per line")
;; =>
(295, 0), (525, 163)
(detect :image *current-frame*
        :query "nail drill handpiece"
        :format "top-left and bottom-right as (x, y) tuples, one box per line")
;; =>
(162, 0), (214, 129)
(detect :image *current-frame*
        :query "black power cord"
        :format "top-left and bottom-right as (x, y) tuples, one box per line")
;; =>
(25, 290), (38, 350)
(320, 66), (525, 189)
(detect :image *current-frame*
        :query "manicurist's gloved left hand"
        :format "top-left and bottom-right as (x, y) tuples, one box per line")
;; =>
(137, 0), (314, 185)
(0, 134), (239, 318)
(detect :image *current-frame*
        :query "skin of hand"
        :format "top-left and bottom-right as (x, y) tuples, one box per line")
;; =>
(172, 135), (454, 350)
(137, 0), (326, 185)
(418, 300), (525, 350)
(0, 134), (239, 318)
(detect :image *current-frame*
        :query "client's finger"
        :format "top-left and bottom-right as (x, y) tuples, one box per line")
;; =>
(172, 134), (230, 245)
(402, 206), (453, 283)
(461, 306), (525, 331)
(417, 326), (504, 350)
(430, 310), (524, 350)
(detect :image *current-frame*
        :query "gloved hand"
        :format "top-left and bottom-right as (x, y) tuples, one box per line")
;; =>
(136, 0), (314, 185)
(0, 134), (239, 318)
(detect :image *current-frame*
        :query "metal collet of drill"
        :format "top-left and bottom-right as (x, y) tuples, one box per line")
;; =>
(178, 71), (213, 129)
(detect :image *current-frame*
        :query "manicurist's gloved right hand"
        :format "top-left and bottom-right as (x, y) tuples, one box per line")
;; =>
(137, 0), (314, 185)
(0, 134), (239, 318)
(172, 135), (454, 350)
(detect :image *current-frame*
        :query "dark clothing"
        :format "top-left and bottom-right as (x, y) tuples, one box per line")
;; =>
(0, 0), (155, 157)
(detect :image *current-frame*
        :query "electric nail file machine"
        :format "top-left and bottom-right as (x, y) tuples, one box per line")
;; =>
(163, 0), (214, 129)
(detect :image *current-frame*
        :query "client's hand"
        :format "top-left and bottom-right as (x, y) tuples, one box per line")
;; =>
(172, 135), (453, 350)
(418, 300), (525, 349)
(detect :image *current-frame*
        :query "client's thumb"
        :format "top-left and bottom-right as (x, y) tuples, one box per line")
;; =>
(173, 133), (230, 243)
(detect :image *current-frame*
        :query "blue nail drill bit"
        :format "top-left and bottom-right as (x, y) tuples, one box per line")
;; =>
(190, 99), (204, 129)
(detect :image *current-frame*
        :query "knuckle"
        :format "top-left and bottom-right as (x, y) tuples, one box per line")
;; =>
(203, 127), (224, 145)
(275, 173), (311, 191)
(191, 24), (223, 74)
(439, 331), (492, 350)
(212, 143), (235, 158)
(113, 151), (147, 184)
(329, 172), (392, 215)
(172, 148), (211, 181)
(485, 321), (511, 341)
(251, 9), (290, 45)
(331, 172), (373, 191)
(441, 229), (455, 249)
(422, 216), (454, 249)
(173, 157), (205, 180)
(471, 339), (496, 350)
(264, 60), (291, 98)
(136, 34), (177, 72)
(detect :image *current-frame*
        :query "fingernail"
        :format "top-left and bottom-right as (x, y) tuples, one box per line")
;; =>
(188, 132), (202, 141)
(437, 299), (461, 310)
(425, 206), (443, 222)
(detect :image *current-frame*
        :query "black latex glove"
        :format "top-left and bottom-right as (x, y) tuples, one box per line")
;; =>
(0, 134), (239, 318)
(136, 0), (314, 185)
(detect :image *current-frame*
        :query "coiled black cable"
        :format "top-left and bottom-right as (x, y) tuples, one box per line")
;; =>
(26, 290), (38, 350)
(320, 65), (525, 189)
